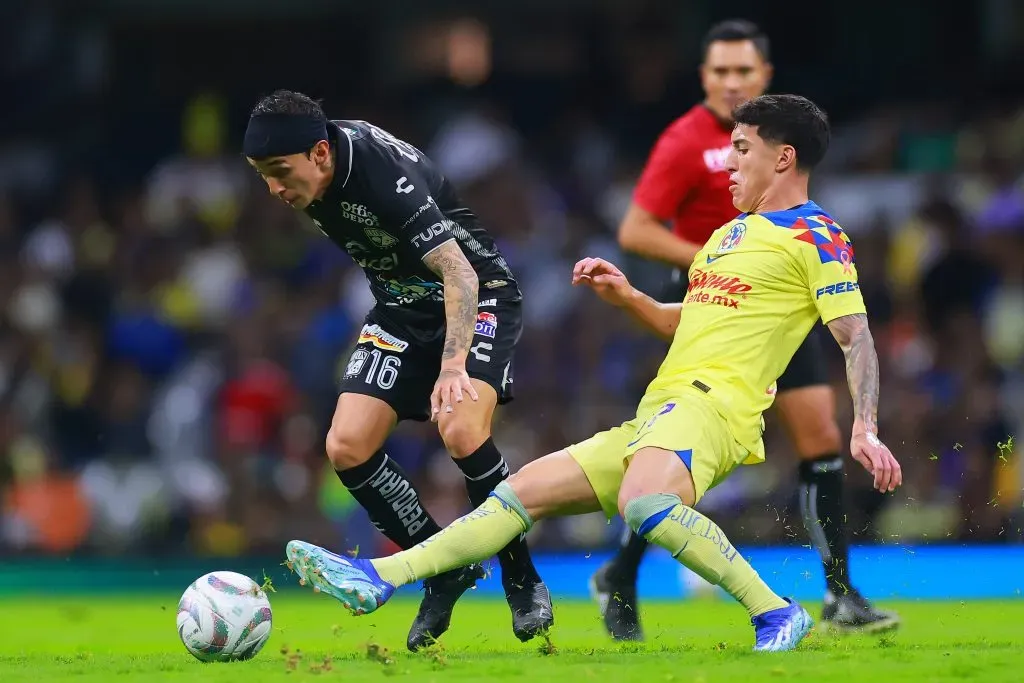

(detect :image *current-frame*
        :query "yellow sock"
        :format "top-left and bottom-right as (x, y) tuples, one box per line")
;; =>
(624, 494), (786, 618)
(371, 482), (531, 587)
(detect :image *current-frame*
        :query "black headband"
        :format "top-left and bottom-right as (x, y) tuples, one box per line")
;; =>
(242, 113), (329, 159)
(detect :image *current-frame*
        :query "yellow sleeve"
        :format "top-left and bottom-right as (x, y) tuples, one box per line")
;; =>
(795, 228), (867, 324)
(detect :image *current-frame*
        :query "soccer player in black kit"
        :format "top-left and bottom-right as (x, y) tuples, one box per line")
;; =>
(243, 90), (553, 649)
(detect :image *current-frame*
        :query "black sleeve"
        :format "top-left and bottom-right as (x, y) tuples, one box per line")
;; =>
(360, 141), (455, 261)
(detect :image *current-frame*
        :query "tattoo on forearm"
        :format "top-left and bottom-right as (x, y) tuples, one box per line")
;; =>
(828, 313), (879, 430)
(423, 240), (478, 362)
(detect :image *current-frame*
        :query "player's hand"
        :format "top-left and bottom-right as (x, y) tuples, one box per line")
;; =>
(571, 257), (633, 307)
(850, 429), (902, 493)
(430, 364), (478, 422)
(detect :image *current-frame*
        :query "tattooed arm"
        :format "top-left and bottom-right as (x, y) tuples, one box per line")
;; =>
(826, 312), (901, 492)
(423, 238), (479, 366)
(826, 312), (879, 434)
(422, 238), (480, 417)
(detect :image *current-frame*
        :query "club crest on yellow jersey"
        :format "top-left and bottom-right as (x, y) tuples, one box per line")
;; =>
(718, 222), (747, 251)
(705, 221), (747, 266)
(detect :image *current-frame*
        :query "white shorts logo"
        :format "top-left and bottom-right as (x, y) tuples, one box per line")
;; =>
(470, 341), (492, 363)
(345, 348), (370, 377)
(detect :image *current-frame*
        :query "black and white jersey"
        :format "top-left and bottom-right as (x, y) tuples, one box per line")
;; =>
(305, 120), (520, 342)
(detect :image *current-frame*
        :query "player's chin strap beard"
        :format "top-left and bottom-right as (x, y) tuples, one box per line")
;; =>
(242, 113), (329, 159)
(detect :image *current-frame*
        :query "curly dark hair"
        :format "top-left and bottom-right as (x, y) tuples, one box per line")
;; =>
(250, 90), (325, 121)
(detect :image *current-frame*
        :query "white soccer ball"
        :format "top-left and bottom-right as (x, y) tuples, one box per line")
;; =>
(176, 571), (273, 662)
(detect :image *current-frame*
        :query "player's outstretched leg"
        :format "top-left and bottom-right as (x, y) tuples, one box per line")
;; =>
(589, 529), (647, 641)
(776, 384), (900, 633)
(287, 450), (602, 638)
(438, 380), (553, 645)
(326, 393), (485, 648)
(286, 483), (529, 618)
(620, 446), (812, 652)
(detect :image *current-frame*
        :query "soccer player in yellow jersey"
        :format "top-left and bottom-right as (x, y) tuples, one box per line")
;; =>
(284, 94), (903, 651)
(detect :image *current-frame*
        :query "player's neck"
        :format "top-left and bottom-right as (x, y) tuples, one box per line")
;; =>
(751, 179), (809, 214)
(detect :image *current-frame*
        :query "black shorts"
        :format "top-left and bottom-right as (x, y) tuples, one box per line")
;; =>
(664, 268), (829, 393)
(338, 301), (520, 422)
(776, 327), (829, 392)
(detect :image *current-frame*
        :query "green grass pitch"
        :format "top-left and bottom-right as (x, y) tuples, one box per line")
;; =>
(2, 593), (1022, 682)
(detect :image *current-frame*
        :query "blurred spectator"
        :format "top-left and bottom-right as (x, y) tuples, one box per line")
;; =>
(0, 4), (1021, 557)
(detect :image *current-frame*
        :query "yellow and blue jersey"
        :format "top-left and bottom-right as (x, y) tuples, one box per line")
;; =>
(647, 201), (867, 460)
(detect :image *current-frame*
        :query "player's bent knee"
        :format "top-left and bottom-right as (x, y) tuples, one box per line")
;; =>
(616, 487), (639, 521)
(325, 427), (373, 470)
(617, 447), (697, 516)
(325, 394), (396, 470)
(616, 488), (668, 522)
(622, 493), (683, 536)
(489, 480), (534, 530)
(438, 418), (489, 459)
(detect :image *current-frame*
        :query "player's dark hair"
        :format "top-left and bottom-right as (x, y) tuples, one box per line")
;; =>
(250, 89), (326, 122)
(701, 19), (770, 62)
(733, 94), (830, 171)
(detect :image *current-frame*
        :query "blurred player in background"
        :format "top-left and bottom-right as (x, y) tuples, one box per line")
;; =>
(243, 90), (553, 650)
(284, 93), (903, 654)
(603, 19), (899, 639)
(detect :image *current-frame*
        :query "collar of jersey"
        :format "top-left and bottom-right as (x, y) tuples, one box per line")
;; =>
(736, 201), (828, 225)
(317, 122), (354, 203)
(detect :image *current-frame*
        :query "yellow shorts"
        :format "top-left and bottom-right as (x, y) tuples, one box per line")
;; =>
(566, 384), (753, 519)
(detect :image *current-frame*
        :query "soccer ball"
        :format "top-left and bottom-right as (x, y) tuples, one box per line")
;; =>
(176, 571), (273, 662)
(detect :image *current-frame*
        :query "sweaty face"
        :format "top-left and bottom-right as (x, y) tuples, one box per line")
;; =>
(247, 143), (330, 210)
(725, 124), (782, 213)
(700, 41), (772, 121)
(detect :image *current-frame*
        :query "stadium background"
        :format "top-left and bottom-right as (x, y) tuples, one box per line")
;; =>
(1, 0), (1023, 602)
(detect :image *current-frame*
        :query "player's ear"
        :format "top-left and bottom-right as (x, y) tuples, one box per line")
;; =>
(762, 61), (774, 90)
(311, 139), (331, 165)
(775, 145), (797, 173)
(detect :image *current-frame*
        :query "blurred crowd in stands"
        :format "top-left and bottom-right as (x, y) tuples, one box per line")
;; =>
(1, 3), (1022, 558)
